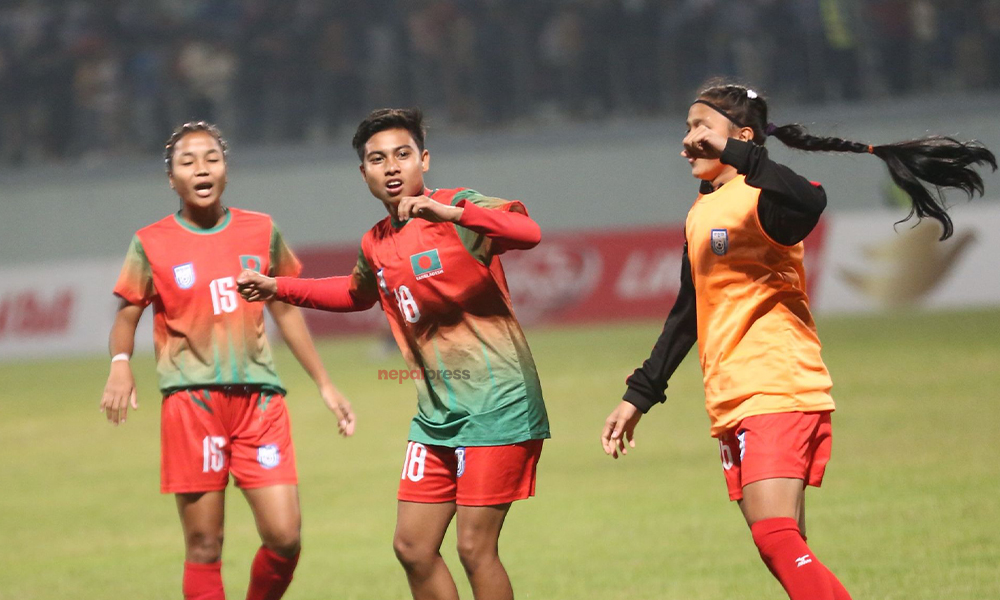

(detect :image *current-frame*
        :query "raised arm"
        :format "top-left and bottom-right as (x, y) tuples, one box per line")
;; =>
(267, 300), (355, 436)
(454, 199), (541, 251)
(720, 138), (827, 246)
(100, 299), (145, 425)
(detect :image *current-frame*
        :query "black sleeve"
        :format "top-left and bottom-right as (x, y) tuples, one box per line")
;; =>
(720, 139), (828, 246)
(622, 244), (698, 413)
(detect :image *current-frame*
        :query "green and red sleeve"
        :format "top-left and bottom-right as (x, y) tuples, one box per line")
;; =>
(113, 235), (155, 306)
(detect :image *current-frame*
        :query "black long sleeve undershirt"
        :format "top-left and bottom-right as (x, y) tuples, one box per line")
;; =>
(622, 245), (698, 412)
(622, 139), (826, 412)
(722, 138), (827, 246)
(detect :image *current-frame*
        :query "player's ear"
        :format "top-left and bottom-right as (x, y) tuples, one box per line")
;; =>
(358, 163), (367, 179)
(738, 126), (754, 143)
(421, 149), (430, 173)
(168, 173), (175, 190)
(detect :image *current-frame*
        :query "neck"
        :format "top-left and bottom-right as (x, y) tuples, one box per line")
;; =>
(709, 165), (739, 190)
(382, 199), (400, 222)
(179, 203), (226, 229)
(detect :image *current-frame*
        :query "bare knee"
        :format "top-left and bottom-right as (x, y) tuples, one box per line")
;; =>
(262, 526), (301, 558)
(456, 534), (499, 574)
(393, 534), (438, 572)
(186, 530), (224, 563)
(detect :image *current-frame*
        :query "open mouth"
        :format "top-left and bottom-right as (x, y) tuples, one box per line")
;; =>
(193, 182), (214, 197)
(386, 179), (403, 194)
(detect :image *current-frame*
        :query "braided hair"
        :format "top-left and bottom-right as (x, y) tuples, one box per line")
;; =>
(694, 81), (997, 240)
(163, 121), (229, 175)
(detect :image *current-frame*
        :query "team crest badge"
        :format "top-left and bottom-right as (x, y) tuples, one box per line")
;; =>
(710, 229), (729, 256)
(240, 255), (263, 272)
(455, 447), (466, 477)
(257, 444), (281, 469)
(411, 249), (444, 280)
(173, 262), (196, 289)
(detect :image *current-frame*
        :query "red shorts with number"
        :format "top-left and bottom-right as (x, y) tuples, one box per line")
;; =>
(160, 386), (298, 494)
(397, 439), (543, 506)
(718, 411), (832, 501)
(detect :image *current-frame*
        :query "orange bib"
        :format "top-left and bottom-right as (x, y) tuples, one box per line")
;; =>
(686, 175), (834, 436)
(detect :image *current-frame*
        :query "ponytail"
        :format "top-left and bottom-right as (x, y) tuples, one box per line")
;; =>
(694, 80), (997, 241)
(767, 125), (996, 241)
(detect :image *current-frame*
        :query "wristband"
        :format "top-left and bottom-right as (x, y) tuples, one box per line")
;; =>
(111, 353), (130, 363)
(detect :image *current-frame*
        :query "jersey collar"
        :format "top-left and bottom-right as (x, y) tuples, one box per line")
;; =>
(174, 207), (232, 234)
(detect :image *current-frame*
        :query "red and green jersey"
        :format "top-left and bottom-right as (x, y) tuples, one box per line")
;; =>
(113, 207), (301, 393)
(352, 188), (550, 447)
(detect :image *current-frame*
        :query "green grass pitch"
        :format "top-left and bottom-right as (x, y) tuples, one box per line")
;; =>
(2, 309), (998, 599)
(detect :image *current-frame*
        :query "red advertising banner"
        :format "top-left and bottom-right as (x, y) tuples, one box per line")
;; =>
(295, 220), (828, 337)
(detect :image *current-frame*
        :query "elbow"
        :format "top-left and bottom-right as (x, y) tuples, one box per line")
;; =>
(524, 222), (541, 248)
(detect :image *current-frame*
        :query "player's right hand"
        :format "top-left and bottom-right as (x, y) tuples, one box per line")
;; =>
(100, 362), (138, 425)
(601, 400), (642, 459)
(237, 269), (277, 302)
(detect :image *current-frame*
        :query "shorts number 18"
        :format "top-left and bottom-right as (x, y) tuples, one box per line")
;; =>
(401, 441), (427, 482)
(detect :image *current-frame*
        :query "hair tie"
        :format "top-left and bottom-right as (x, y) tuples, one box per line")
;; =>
(867, 144), (874, 154)
(764, 123), (778, 136)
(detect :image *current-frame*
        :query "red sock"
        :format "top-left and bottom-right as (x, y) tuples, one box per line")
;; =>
(823, 564), (853, 600)
(183, 561), (225, 600)
(751, 518), (851, 600)
(245, 546), (300, 600)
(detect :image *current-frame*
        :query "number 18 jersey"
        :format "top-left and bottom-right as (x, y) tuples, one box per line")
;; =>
(113, 208), (302, 393)
(351, 188), (550, 447)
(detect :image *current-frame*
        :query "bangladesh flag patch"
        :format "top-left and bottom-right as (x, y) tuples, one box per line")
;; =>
(410, 249), (444, 280)
(240, 255), (263, 272)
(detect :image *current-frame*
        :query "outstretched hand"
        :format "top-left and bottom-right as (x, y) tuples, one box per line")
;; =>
(396, 195), (463, 223)
(682, 124), (729, 160)
(237, 269), (277, 302)
(601, 400), (642, 459)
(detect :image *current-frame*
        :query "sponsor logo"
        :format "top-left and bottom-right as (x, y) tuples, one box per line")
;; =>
(455, 447), (466, 477)
(173, 263), (196, 289)
(240, 255), (263, 272)
(795, 554), (813, 568)
(410, 249), (443, 280)
(711, 229), (728, 256)
(502, 244), (603, 322)
(257, 444), (281, 469)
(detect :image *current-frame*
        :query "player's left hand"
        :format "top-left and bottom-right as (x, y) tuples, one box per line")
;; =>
(682, 124), (728, 160)
(319, 383), (356, 437)
(397, 195), (463, 223)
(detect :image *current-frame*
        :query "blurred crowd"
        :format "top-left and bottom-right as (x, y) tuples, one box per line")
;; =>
(2, 0), (999, 167)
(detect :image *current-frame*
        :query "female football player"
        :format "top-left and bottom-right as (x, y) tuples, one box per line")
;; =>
(237, 108), (549, 600)
(601, 81), (995, 600)
(100, 122), (354, 600)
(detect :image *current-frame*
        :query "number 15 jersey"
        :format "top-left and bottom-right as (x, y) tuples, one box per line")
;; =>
(113, 208), (302, 394)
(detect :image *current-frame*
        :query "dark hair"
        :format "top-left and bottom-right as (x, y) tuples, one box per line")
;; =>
(352, 108), (426, 160)
(164, 121), (228, 174)
(695, 80), (997, 240)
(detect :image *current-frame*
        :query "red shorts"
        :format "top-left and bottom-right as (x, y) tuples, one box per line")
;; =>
(160, 387), (298, 494)
(397, 439), (543, 506)
(718, 411), (832, 501)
